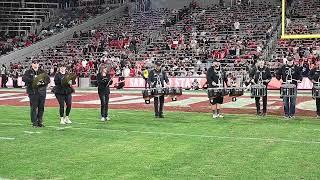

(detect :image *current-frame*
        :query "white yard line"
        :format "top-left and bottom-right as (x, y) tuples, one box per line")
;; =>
(49, 126), (320, 145)
(0, 137), (15, 140)
(23, 131), (41, 134)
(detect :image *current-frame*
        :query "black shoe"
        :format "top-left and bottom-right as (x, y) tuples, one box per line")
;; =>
(155, 113), (159, 118)
(38, 124), (45, 128)
(256, 112), (262, 116)
(159, 114), (164, 118)
(33, 125), (39, 128)
(261, 113), (266, 117)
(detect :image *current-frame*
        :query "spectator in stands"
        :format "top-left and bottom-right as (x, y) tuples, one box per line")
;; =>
(234, 21), (240, 31)
(0, 64), (8, 88)
(191, 79), (200, 90)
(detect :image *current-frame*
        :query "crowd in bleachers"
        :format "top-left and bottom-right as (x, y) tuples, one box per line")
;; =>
(0, 4), (114, 56)
(272, 0), (320, 77)
(2, 0), (320, 88)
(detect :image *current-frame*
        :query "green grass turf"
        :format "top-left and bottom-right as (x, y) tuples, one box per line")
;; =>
(1, 106), (320, 179)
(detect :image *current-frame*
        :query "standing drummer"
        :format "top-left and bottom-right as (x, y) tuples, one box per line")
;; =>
(206, 60), (228, 119)
(276, 57), (302, 119)
(308, 61), (320, 118)
(148, 60), (169, 118)
(249, 59), (272, 116)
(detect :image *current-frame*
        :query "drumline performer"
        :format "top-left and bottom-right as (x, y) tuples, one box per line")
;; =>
(148, 61), (169, 118)
(206, 60), (228, 119)
(249, 59), (272, 116)
(97, 64), (114, 122)
(53, 64), (75, 124)
(22, 60), (50, 128)
(276, 57), (302, 119)
(308, 60), (320, 118)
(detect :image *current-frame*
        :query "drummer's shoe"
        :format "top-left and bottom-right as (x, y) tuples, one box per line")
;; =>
(284, 115), (290, 119)
(261, 113), (266, 117)
(218, 114), (224, 118)
(290, 116), (296, 119)
(155, 113), (159, 118)
(159, 113), (164, 118)
(212, 114), (218, 119)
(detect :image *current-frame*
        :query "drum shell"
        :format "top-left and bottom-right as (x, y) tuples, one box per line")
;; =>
(207, 88), (228, 99)
(312, 86), (320, 98)
(280, 84), (297, 97)
(142, 89), (153, 99)
(229, 88), (244, 97)
(174, 87), (183, 96)
(152, 88), (165, 97)
(251, 85), (266, 97)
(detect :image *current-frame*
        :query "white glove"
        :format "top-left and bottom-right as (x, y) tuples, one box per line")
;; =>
(68, 80), (72, 85)
(212, 81), (217, 86)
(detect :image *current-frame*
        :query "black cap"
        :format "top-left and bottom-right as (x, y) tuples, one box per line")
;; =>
(155, 61), (162, 66)
(31, 60), (39, 64)
(287, 57), (294, 61)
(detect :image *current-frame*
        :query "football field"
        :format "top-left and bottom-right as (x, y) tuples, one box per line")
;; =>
(1, 106), (320, 179)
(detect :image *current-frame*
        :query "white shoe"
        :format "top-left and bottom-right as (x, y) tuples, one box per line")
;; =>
(106, 116), (110, 121)
(212, 114), (218, 119)
(60, 117), (66, 125)
(64, 116), (72, 124)
(101, 117), (106, 122)
(218, 114), (224, 118)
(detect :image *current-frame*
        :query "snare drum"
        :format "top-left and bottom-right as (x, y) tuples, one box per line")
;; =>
(251, 84), (266, 98)
(280, 84), (297, 98)
(229, 88), (244, 97)
(151, 88), (165, 97)
(164, 87), (175, 96)
(207, 88), (228, 99)
(142, 89), (153, 104)
(312, 86), (320, 98)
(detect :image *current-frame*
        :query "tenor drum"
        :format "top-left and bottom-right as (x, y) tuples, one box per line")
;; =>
(207, 88), (228, 99)
(165, 87), (183, 101)
(280, 84), (297, 98)
(312, 86), (320, 98)
(173, 87), (183, 96)
(151, 88), (165, 97)
(229, 88), (244, 97)
(142, 89), (153, 104)
(164, 87), (175, 96)
(251, 84), (266, 98)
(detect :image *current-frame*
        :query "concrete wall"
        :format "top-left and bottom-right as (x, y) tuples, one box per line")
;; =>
(0, 5), (127, 65)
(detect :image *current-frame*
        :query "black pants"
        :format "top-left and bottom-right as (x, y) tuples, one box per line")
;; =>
(55, 94), (72, 117)
(99, 93), (110, 118)
(316, 98), (320, 116)
(255, 95), (267, 114)
(28, 93), (46, 126)
(154, 95), (164, 116)
(1, 74), (7, 88)
(13, 79), (18, 88)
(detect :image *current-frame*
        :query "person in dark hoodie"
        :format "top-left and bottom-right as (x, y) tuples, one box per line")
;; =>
(148, 61), (169, 118)
(249, 59), (272, 116)
(22, 60), (50, 128)
(276, 57), (302, 119)
(54, 64), (75, 125)
(97, 64), (114, 122)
